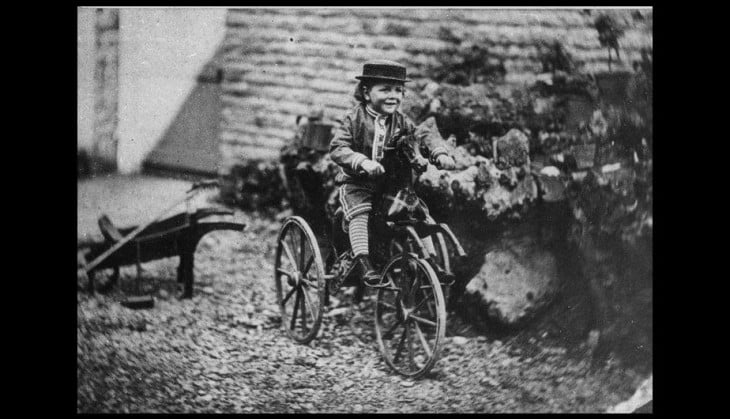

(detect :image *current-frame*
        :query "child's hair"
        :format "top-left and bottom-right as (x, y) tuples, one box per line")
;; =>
(352, 80), (407, 103)
(353, 80), (372, 103)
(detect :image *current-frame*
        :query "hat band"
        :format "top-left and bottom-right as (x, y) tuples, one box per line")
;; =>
(356, 63), (408, 82)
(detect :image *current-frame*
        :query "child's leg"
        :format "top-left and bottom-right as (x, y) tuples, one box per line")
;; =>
(338, 184), (373, 256)
(338, 184), (383, 286)
(349, 212), (370, 257)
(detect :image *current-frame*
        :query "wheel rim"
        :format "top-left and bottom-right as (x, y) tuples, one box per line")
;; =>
(274, 216), (325, 343)
(431, 232), (453, 303)
(389, 231), (452, 302)
(388, 236), (415, 257)
(375, 254), (446, 378)
(432, 232), (451, 278)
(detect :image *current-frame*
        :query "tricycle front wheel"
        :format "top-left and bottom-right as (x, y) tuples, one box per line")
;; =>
(375, 253), (446, 379)
(388, 227), (453, 305)
(274, 216), (326, 344)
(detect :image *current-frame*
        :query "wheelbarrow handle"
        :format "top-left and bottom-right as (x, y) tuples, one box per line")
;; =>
(188, 179), (219, 193)
(79, 181), (215, 276)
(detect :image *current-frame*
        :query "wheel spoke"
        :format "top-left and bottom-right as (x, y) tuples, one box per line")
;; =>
(425, 294), (436, 318)
(302, 254), (314, 275)
(377, 300), (397, 310)
(288, 231), (299, 268)
(410, 314), (437, 328)
(406, 321), (417, 369)
(382, 317), (404, 340)
(299, 289), (308, 331)
(413, 321), (433, 358)
(301, 285), (318, 323)
(416, 287), (436, 318)
(302, 280), (318, 290)
(409, 268), (422, 300)
(277, 267), (294, 278)
(411, 292), (430, 313)
(399, 256), (408, 290)
(299, 229), (306, 271)
(407, 261), (419, 301)
(290, 289), (301, 330)
(282, 286), (297, 304)
(281, 240), (298, 271)
(393, 327), (408, 364)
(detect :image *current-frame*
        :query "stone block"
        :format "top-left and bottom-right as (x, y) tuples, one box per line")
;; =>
(464, 235), (560, 326)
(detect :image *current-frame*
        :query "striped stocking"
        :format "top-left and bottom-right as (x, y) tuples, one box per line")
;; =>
(348, 213), (370, 257)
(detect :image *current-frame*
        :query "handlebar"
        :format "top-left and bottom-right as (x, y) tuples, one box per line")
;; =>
(357, 159), (434, 178)
(356, 128), (450, 178)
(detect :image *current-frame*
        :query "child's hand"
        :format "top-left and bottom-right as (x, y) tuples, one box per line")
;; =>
(436, 155), (456, 170)
(360, 159), (385, 176)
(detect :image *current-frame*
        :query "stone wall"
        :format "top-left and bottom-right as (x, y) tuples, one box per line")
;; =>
(219, 8), (652, 172)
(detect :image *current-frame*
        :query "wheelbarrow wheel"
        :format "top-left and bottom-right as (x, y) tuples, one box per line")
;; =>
(375, 253), (446, 379)
(78, 266), (120, 293)
(78, 248), (119, 293)
(274, 216), (326, 344)
(89, 266), (120, 293)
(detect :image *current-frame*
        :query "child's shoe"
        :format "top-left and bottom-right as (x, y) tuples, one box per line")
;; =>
(357, 255), (388, 288)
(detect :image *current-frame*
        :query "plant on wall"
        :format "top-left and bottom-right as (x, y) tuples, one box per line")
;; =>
(427, 27), (506, 86)
(537, 40), (578, 75)
(593, 13), (625, 72)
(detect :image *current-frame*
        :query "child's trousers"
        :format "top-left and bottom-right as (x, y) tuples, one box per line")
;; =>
(338, 184), (374, 256)
(338, 183), (438, 257)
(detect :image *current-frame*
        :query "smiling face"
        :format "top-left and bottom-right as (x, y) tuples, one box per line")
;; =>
(363, 82), (405, 114)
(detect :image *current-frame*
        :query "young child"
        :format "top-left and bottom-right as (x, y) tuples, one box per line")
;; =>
(330, 60), (455, 287)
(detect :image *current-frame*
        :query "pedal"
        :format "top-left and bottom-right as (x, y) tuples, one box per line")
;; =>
(435, 268), (456, 286)
(440, 273), (456, 287)
(328, 254), (351, 295)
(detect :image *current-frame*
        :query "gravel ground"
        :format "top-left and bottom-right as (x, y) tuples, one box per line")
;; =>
(77, 175), (647, 413)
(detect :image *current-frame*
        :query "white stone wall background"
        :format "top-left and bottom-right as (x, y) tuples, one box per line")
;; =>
(116, 8), (228, 174)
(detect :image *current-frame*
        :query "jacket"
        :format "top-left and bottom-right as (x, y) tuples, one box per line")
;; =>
(330, 103), (449, 189)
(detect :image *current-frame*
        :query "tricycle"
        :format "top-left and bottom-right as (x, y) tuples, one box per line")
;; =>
(273, 128), (466, 378)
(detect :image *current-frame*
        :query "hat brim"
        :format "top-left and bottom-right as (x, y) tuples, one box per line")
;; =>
(355, 75), (411, 83)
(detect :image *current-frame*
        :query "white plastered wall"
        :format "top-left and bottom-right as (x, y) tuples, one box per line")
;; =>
(116, 7), (227, 174)
(77, 7), (96, 151)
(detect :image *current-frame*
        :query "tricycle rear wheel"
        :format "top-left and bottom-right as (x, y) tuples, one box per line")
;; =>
(274, 216), (326, 344)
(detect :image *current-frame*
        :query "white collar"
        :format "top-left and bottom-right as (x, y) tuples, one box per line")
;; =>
(365, 105), (387, 120)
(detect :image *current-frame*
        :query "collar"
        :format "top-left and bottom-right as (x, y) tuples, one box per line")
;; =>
(365, 104), (389, 122)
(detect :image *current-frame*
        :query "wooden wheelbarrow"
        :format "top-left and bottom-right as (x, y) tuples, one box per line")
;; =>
(77, 180), (246, 302)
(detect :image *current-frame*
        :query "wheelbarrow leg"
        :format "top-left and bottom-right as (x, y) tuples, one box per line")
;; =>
(178, 240), (195, 299)
(87, 271), (95, 294)
(78, 249), (95, 294)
